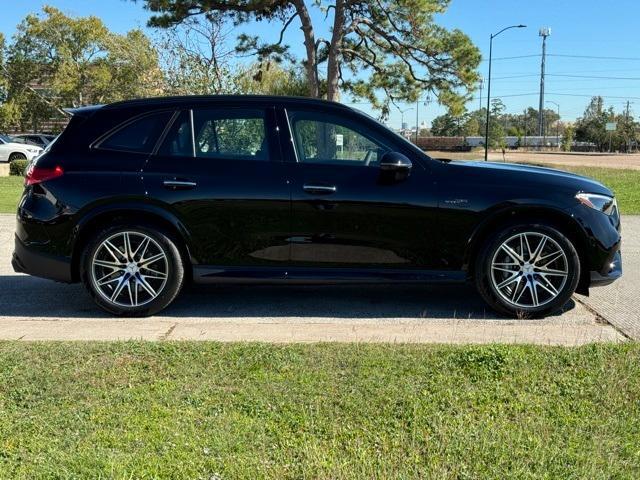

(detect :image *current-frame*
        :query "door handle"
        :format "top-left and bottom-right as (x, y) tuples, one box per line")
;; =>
(303, 184), (337, 195)
(163, 180), (197, 190)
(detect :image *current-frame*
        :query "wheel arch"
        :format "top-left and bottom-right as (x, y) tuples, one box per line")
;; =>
(70, 204), (193, 283)
(464, 205), (591, 294)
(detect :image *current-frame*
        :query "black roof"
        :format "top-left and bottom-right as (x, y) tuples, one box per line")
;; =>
(102, 95), (354, 111)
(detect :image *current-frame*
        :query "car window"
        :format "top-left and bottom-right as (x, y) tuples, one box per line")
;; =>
(192, 109), (268, 161)
(288, 111), (389, 167)
(157, 111), (193, 157)
(97, 111), (173, 154)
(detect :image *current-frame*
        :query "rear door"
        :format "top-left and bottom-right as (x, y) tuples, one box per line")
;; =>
(142, 104), (291, 273)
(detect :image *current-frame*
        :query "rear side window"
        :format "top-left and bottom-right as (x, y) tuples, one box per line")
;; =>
(97, 111), (173, 154)
(193, 109), (268, 161)
(158, 111), (193, 157)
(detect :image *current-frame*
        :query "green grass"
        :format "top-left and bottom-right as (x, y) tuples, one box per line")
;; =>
(0, 176), (23, 213)
(558, 166), (640, 214)
(0, 342), (639, 478)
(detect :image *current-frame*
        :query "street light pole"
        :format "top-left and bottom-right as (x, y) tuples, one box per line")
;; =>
(484, 24), (527, 161)
(546, 100), (560, 148)
(399, 107), (414, 135)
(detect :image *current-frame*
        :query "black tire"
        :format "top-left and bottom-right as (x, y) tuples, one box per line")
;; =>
(80, 224), (185, 316)
(8, 152), (27, 162)
(474, 222), (580, 318)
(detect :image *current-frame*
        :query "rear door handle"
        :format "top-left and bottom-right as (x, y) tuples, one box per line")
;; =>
(163, 180), (197, 190)
(303, 184), (337, 195)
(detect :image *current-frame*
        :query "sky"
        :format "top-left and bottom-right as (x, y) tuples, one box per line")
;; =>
(1, 0), (639, 128)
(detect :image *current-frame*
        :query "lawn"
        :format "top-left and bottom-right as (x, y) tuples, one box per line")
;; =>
(0, 342), (639, 478)
(0, 176), (23, 213)
(560, 166), (640, 215)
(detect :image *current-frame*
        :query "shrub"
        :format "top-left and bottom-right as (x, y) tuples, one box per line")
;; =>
(9, 159), (29, 176)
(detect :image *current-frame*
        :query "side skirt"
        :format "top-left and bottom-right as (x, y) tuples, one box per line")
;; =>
(193, 265), (467, 285)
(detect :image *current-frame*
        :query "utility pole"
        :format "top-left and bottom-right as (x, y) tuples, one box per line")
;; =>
(415, 95), (431, 145)
(538, 27), (551, 146)
(625, 100), (631, 152)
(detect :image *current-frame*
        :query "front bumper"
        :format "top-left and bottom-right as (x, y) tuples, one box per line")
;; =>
(590, 250), (622, 287)
(12, 234), (73, 283)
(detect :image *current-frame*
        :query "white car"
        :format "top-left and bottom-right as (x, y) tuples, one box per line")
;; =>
(0, 134), (43, 162)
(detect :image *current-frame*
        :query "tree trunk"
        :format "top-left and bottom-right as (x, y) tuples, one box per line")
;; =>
(326, 0), (345, 102)
(292, 0), (319, 98)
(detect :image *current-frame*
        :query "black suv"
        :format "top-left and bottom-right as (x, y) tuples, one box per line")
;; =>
(13, 96), (622, 317)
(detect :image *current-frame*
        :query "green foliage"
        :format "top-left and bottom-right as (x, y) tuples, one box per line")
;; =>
(140, 0), (481, 117)
(9, 159), (28, 176)
(0, 342), (639, 478)
(233, 62), (309, 97)
(2, 6), (162, 131)
(488, 98), (506, 148)
(562, 125), (574, 151)
(0, 176), (24, 213)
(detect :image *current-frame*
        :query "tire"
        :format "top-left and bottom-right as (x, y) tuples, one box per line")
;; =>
(80, 224), (185, 316)
(474, 222), (580, 318)
(8, 152), (27, 162)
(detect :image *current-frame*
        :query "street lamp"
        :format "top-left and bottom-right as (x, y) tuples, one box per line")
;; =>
(546, 100), (560, 148)
(415, 95), (431, 144)
(398, 107), (414, 135)
(484, 24), (527, 161)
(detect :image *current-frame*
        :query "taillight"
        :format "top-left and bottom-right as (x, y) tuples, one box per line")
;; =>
(25, 165), (64, 186)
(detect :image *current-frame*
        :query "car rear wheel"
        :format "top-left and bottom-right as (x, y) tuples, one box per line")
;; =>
(8, 152), (26, 162)
(475, 223), (580, 318)
(81, 225), (184, 316)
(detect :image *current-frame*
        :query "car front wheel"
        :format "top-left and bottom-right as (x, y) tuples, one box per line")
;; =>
(475, 223), (581, 318)
(81, 225), (184, 316)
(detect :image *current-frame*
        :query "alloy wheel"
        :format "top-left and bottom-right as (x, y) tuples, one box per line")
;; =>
(490, 232), (569, 308)
(91, 231), (168, 307)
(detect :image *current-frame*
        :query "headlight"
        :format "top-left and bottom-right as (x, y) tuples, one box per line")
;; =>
(575, 192), (617, 215)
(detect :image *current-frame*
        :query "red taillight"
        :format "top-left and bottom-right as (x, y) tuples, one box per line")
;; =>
(25, 165), (64, 186)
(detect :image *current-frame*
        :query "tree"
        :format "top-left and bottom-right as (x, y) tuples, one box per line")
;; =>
(157, 13), (236, 95)
(562, 124), (574, 152)
(233, 61), (309, 96)
(488, 98), (506, 148)
(575, 96), (612, 151)
(2, 7), (163, 131)
(137, 0), (481, 117)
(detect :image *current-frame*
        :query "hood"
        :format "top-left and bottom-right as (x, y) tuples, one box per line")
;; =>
(448, 160), (613, 197)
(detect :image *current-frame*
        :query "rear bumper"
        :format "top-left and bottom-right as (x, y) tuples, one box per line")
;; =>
(12, 234), (73, 283)
(589, 250), (622, 287)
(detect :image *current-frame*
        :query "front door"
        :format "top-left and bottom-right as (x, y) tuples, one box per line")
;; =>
(143, 105), (291, 272)
(283, 108), (441, 273)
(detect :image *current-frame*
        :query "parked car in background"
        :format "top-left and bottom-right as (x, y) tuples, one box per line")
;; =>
(11, 133), (57, 149)
(12, 96), (622, 318)
(0, 134), (43, 162)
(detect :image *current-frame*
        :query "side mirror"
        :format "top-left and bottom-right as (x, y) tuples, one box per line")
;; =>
(379, 151), (412, 183)
(380, 151), (412, 172)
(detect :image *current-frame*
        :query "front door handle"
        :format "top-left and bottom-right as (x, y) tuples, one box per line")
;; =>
(163, 179), (197, 190)
(303, 184), (337, 195)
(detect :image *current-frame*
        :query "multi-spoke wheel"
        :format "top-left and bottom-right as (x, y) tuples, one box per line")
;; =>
(475, 223), (580, 318)
(81, 225), (184, 316)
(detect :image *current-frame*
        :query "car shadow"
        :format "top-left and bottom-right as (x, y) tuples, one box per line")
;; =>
(0, 274), (576, 321)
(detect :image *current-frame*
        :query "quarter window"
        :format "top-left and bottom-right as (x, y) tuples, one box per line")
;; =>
(97, 111), (172, 154)
(288, 111), (389, 166)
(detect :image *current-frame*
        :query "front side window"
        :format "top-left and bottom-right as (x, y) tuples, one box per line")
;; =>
(97, 111), (173, 154)
(288, 111), (389, 167)
(193, 109), (268, 161)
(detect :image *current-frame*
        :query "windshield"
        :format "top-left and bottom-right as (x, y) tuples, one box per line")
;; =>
(0, 134), (12, 144)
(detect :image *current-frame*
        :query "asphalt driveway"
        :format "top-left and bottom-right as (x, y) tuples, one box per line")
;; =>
(0, 214), (636, 344)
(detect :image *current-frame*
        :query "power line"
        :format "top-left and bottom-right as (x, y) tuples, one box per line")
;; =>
(548, 54), (640, 61)
(547, 73), (640, 80)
